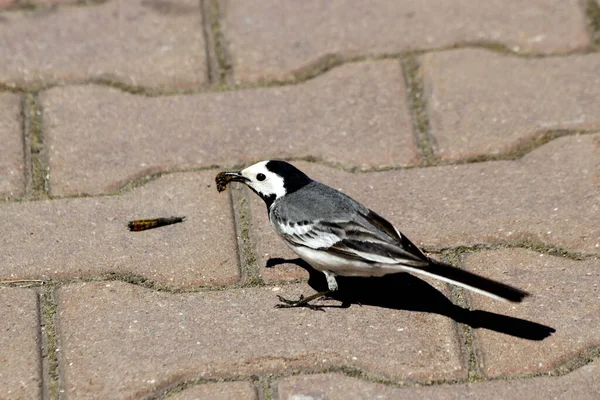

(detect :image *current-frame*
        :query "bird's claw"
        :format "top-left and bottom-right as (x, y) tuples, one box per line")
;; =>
(276, 294), (304, 305)
(275, 295), (325, 311)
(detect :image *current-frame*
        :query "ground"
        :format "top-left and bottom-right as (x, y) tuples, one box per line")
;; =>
(0, 0), (599, 399)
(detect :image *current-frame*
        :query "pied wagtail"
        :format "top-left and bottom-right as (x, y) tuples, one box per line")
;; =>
(216, 160), (528, 309)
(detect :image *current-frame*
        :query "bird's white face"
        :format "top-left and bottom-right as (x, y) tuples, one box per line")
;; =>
(240, 160), (286, 200)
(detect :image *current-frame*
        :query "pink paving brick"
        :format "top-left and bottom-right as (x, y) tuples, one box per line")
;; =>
(0, 171), (239, 288)
(421, 50), (600, 161)
(0, 93), (24, 200)
(0, 0), (206, 90)
(0, 288), (42, 399)
(464, 249), (600, 377)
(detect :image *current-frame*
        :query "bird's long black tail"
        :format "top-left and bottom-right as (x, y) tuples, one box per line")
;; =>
(400, 260), (529, 302)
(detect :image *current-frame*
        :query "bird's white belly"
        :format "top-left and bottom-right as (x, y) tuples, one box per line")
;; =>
(288, 243), (403, 277)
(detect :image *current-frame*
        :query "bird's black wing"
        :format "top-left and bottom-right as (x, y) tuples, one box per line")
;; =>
(271, 208), (428, 267)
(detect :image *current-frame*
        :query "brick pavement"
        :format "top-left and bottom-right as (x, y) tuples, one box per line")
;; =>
(0, 0), (599, 399)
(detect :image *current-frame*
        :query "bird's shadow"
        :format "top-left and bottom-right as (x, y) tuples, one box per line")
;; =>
(266, 258), (556, 341)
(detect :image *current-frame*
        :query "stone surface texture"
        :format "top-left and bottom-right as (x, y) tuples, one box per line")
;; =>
(42, 61), (417, 196)
(57, 281), (462, 399)
(0, 93), (24, 200)
(0, 288), (42, 399)
(0, 0), (206, 89)
(0, 171), (238, 288)
(464, 249), (600, 377)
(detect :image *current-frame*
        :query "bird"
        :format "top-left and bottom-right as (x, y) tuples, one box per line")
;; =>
(215, 160), (529, 309)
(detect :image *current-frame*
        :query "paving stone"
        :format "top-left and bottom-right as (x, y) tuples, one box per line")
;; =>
(247, 134), (600, 282)
(42, 60), (417, 196)
(0, 93), (24, 200)
(276, 362), (600, 399)
(0, 171), (238, 288)
(58, 281), (463, 399)
(421, 49), (600, 161)
(0, 0), (16, 9)
(463, 249), (600, 377)
(0, 288), (42, 399)
(0, 0), (206, 89)
(221, 0), (590, 83)
(170, 381), (257, 400)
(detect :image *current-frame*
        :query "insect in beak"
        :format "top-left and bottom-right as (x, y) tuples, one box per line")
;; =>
(215, 171), (249, 192)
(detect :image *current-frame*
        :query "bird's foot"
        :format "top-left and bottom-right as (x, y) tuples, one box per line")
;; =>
(274, 290), (332, 311)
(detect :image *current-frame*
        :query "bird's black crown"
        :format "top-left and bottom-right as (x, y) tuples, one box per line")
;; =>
(266, 160), (312, 194)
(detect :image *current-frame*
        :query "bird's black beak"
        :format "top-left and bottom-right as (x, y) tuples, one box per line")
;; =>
(215, 171), (249, 192)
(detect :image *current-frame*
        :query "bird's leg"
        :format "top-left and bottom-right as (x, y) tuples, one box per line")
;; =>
(274, 271), (338, 310)
(322, 270), (338, 291)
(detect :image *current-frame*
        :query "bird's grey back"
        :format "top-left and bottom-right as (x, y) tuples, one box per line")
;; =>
(270, 181), (369, 223)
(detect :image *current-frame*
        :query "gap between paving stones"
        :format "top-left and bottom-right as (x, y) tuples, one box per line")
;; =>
(401, 56), (436, 166)
(450, 286), (485, 382)
(586, 0), (600, 48)
(1, 42), (599, 96)
(230, 185), (263, 287)
(200, 0), (222, 85)
(0, 0), (109, 13)
(95, 129), (596, 188)
(2, 128), (597, 205)
(148, 376), (261, 400)
(148, 364), (466, 400)
(20, 93), (34, 196)
(201, 0), (231, 86)
(442, 251), (489, 384)
(20, 92), (50, 200)
(39, 286), (61, 400)
(1, 241), (595, 293)
(434, 247), (486, 383)
(258, 376), (273, 400)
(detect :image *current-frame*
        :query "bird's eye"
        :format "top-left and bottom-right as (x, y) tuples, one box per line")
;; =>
(256, 173), (266, 181)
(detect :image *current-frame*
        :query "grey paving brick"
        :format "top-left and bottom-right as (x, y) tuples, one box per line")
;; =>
(421, 49), (600, 161)
(0, 171), (238, 288)
(221, 0), (590, 83)
(0, 93), (24, 200)
(0, 0), (206, 90)
(276, 362), (600, 399)
(57, 281), (463, 399)
(464, 249), (600, 377)
(170, 381), (258, 400)
(0, 288), (42, 399)
(42, 60), (417, 196)
(247, 134), (600, 282)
